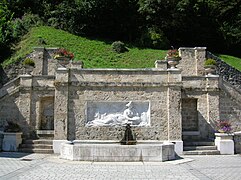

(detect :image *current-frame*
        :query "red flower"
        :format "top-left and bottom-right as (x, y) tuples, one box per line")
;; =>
(54, 48), (74, 60)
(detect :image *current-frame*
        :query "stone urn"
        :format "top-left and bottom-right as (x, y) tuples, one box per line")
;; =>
(24, 65), (34, 75)
(55, 57), (71, 67)
(204, 65), (216, 75)
(166, 57), (181, 69)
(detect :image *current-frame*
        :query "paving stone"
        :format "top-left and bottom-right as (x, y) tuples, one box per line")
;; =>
(0, 152), (241, 180)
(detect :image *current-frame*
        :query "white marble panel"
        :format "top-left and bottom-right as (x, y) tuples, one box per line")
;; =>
(86, 101), (150, 127)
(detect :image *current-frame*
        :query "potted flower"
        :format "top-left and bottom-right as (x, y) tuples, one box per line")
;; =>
(215, 120), (234, 154)
(165, 48), (181, 69)
(54, 48), (74, 66)
(204, 58), (216, 75)
(216, 120), (232, 133)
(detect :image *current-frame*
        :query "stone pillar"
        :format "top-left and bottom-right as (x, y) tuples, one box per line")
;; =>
(167, 69), (183, 154)
(19, 75), (32, 135)
(32, 47), (45, 75)
(54, 67), (69, 140)
(206, 76), (220, 139)
(215, 133), (234, 154)
(195, 47), (206, 76)
(155, 60), (167, 70)
(179, 47), (207, 76)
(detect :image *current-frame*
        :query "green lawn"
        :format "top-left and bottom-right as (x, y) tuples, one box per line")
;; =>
(217, 55), (241, 71)
(2, 26), (165, 68)
(2, 26), (241, 71)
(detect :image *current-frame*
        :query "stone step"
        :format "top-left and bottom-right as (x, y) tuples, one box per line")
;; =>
(184, 146), (217, 151)
(183, 141), (215, 146)
(19, 144), (53, 149)
(18, 148), (54, 154)
(183, 150), (220, 155)
(23, 139), (53, 145)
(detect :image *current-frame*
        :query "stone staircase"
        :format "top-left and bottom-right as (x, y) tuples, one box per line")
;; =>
(183, 141), (220, 155)
(18, 130), (54, 154)
(19, 139), (54, 154)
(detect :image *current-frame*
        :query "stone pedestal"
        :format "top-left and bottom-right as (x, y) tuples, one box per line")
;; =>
(215, 133), (234, 155)
(1, 132), (22, 151)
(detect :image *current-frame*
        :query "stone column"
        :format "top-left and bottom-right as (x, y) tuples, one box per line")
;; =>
(195, 47), (206, 76)
(178, 47), (207, 76)
(167, 69), (183, 154)
(33, 47), (45, 75)
(54, 67), (69, 140)
(155, 60), (167, 70)
(206, 76), (220, 138)
(19, 75), (32, 135)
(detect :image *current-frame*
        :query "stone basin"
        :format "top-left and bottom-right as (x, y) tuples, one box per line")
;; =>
(60, 140), (176, 162)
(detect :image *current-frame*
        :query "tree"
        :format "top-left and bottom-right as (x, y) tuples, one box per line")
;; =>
(0, 0), (14, 61)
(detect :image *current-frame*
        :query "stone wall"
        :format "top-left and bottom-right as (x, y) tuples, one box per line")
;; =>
(182, 76), (220, 140)
(182, 98), (198, 131)
(207, 52), (241, 90)
(219, 82), (241, 132)
(54, 68), (183, 142)
(0, 46), (240, 154)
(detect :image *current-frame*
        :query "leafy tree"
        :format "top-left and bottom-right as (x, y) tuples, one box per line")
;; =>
(0, 0), (14, 61)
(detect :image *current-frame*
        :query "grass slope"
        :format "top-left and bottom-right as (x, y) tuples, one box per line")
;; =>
(2, 26), (241, 71)
(3, 26), (165, 68)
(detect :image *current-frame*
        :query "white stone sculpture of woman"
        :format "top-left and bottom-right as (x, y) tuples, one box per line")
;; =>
(123, 101), (141, 125)
(86, 101), (142, 127)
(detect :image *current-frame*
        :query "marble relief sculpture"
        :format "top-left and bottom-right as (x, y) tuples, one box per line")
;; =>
(86, 101), (150, 127)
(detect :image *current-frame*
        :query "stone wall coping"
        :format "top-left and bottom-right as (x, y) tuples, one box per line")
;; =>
(32, 75), (55, 79)
(2, 77), (20, 88)
(167, 68), (181, 72)
(71, 68), (169, 73)
(182, 76), (219, 80)
(234, 131), (241, 135)
(179, 47), (206, 50)
(57, 67), (68, 71)
(34, 47), (59, 51)
(19, 74), (32, 78)
(0, 131), (23, 135)
(215, 133), (234, 136)
(205, 75), (219, 78)
(72, 140), (167, 144)
(70, 81), (182, 87)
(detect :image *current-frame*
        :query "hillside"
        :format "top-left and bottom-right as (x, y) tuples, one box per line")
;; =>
(2, 26), (241, 70)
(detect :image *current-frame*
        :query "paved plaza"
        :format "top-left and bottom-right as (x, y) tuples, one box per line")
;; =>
(0, 152), (241, 180)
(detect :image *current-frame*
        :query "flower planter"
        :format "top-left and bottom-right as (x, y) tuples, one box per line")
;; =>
(215, 133), (234, 154)
(24, 65), (34, 75)
(204, 65), (216, 75)
(55, 57), (70, 66)
(0, 132), (22, 151)
(166, 57), (181, 69)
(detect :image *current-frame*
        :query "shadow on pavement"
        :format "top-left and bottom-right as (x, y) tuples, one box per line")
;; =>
(0, 152), (32, 158)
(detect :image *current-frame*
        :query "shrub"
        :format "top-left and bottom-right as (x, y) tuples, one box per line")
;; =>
(22, 58), (35, 67)
(111, 41), (128, 53)
(204, 58), (217, 66)
(139, 27), (169, 49)
(11, 13), (43, 40)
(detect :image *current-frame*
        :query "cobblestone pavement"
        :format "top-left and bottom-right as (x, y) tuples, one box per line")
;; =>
(0, 152), (241, 180)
